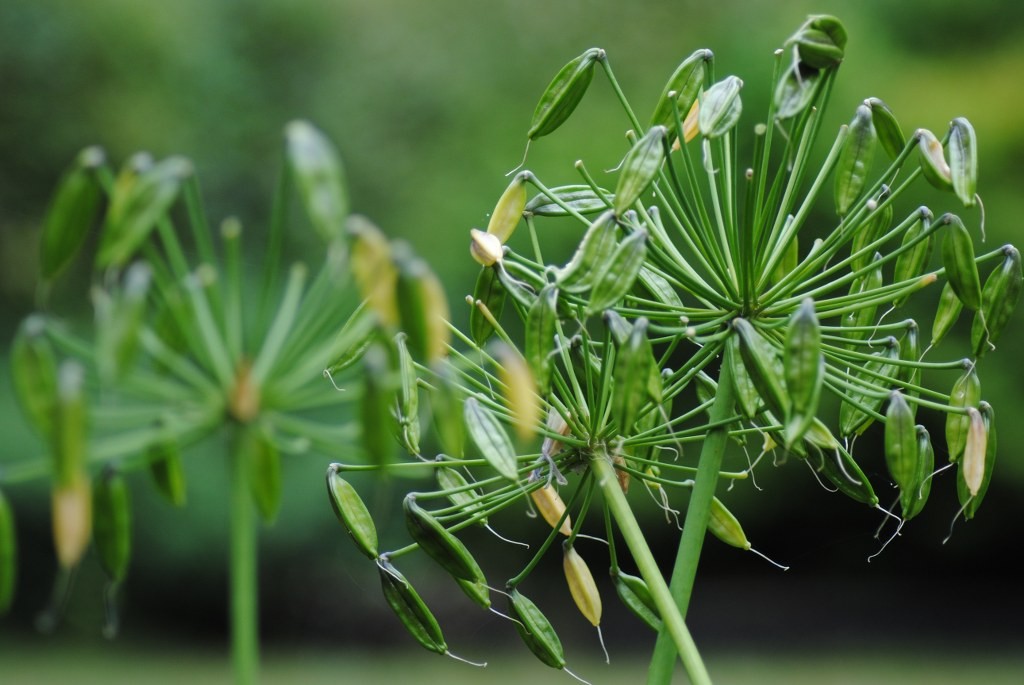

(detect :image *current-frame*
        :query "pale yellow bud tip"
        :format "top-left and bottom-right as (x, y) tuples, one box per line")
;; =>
(470, 228), (503, 266)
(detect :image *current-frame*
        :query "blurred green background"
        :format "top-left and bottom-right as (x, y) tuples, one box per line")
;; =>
(2, 0), (1023, 682)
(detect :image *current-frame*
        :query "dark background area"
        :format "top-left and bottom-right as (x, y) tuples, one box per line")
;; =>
(2, 0), (1022, 680)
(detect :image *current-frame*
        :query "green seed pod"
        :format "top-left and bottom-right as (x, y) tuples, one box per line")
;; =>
(784, 299), (823, 447)
(614, 127), (668, 215)
(733, 318), (790, 422)
(902, 425), (935, 521)
(285, 120), (349, 244)
(378, 559), (447, 655)
(941, 214), (982, 311)
(96, 155), (192, 270)
(839, 339), (900, 437)
(726, 335), (760, 420)
(834, 104), (877, 217)
(92, 466), (132, 583)
(611, 569), (661, 632)
(324, 318), (375, 378)
(884, 391), (919, 493)
(851, 189), (893, 272)
(464, 396), (519, 481)
(804, 417), (841, 451)
(404, 495), (485, 584)
(40, 146), (105, 281)
(916, 128), (953, 192)
(698, 76), (743, 139)
(612, 317), (657, 431)
(486, 172), (528, 243)
(958, 402), (995, 518)
(841, 252), (884, 341)
(893, 212), (934, 306)
(436, 462), (487, 527)
(507, 588), (566, 670)
(638, 266), (684, 308)
(866, 98), (905, 160)
(455, 576), (491, 610)
(0, 488), (16, 615)
(525, 284), (559, 393)
(650, 49), (710, 131)
(774, 63), (820, 120)
(972, 246), (1022, 357)
(707, 496), (751, 550)
(393, 245), (451, 364)
(325, 465), (378, 560)
(815, 445), (878, 506)
(785, 14), (847, 69)
(10, 315), (58, 438)
(586, 228), (648, 315)
(394, 333), (421, 456)
(94, 262), (153, 382)
(361, 343), (398, 467)
(147, 441), (187, 507)
(945, 362), (981, 464)
(54, 361), (87, 489)
(242, 426), (282, 524)
(557, 210), (619, 293)
(469, 266), (507, 346)
(948, 117), (978, 208)
(899, 321), (922, 394)
(931, 282), (963, 347)
(770, 234), (799, 287)
(349, 215), (398, 327)
(562, 543), (601, 627)
(528, 48), (603, 141)
(524, 185), (614, 217)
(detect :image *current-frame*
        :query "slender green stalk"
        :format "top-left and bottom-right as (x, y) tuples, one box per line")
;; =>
(647, 355), (736, 685)
(230, 430), (259, 685)
(591, 451), (710, 685)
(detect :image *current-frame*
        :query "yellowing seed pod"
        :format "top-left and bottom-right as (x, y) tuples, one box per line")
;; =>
(562, 543), (601, 627)
(958, 402), (995, 518)
(650, 49), (710, 131)
(285, 120), (349, 244)
(916, 128), (953, 192)
(494, 343), (540, 442)
(946, 362), (980, 463)
(0, 488), (16, 615)
(52, 474), (92, 569)
(961, 407), (987, 497)
(469, 228), (503, 266)
(326, 465), (378, 560)
(486, 172), (528, 243)
(529, 482), (572, 536)
(348, 215), (398, 327)
(393, 245), (451, 364)
(948, 117), (978, 208)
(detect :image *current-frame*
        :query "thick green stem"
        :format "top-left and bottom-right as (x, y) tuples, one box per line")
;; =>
(647, 354), (736, 685)
(230, 433), (259, 685)
(591, 451), (711, 685)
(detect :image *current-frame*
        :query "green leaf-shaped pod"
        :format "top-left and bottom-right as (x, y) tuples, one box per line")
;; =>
(10, 315), (58, 438)
(242, 426), (282, 524)
(525, 284), (559, 392)
(972, 245), (1022, 357)
(40, 146), (105, 281)
(901, 425), (935, 520)
(557, 210), (618, 293)
(884, 391), (919, 494)
(916, 128), (953, 191)
(958, 402), (995, 518)
(612, 317), (656, 432)
(941, 214), (982, 311)
(614, 127), (668, 214)
(931, 282), (963, 347)
(464, 396), (519, 481)
(92, 466), (132, 583)
(285, 120), (349, 244)
(892, 211), (934, 307)
(96, 155), (192, 269)
(774, 63), (820, 120)
(326, 465), (378, 560)
(586, 228), (648, 315)
(706, 497), (751, 550)
(393, 333), (421, 456)
(814, 445), (878, 506)
(948, 117), (978, 208)
(0, 488), (16, 615)
(611, 569), (661, 632)
(524, 184), (614, 217)
(507, 588), (567, 669)
(649, 49), (711, 131)
(528, 48), (603, 140)
(378, 559), (447, 655)
(945, 361), (980, 464)
(470, 267), (506, 347)
(786, 14), (847, 69)
(784, 299), (823, 446)
(866, 98), (905, 160)
(361, 343), (397, 467)
(435, 462), (487, 527)
(698, 76), (743, 139)
(486, 172), (528, 243)
(403, 495), (486, 584)
(834, 104), (877, 217)
(147, 441), (188, 507)
(733, 318), (789, 421)
(850, 189), (893, 271)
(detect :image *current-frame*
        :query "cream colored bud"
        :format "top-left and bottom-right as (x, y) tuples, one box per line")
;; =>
(470, 228), (503, 266)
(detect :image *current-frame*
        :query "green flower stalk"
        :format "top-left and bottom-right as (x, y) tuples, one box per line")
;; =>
(327, 15), (1019, 685)
(2, 120), (376, 685)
